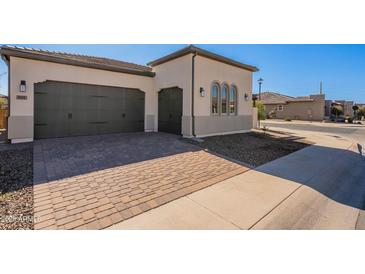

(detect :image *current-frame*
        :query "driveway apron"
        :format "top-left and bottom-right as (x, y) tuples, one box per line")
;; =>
(33, 132), (249, 229)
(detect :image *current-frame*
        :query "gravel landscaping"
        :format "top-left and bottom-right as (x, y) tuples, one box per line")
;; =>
(0, 130), (7, 143)
(185, 131), (310, 167)
(0, 143), (33, 230)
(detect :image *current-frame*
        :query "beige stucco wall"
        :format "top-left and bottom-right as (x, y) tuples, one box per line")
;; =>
(193, 55), (253, 136)
(8, 56), (156, 142)
(8, 53), (255, 142)
(264, 94), (325, 121)
(152, 54), (193, 136)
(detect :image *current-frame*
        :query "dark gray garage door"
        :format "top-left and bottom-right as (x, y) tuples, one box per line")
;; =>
(158, 87), (182, 135)
(34, 81), (145, 139)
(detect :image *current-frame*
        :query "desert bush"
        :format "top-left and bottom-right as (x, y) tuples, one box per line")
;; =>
(256, 101), (266, 120)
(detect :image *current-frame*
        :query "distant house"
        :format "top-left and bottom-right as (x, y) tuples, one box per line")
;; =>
(0, 94), (8, 109)
(259, 92), (325, 121)
(324, 100), (354, 117)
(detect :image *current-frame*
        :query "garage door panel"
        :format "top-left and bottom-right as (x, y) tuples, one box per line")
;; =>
(71, 109), (98, 123)
(34, 81), (145, 139)
(73, 95), (98, 110)
(36, 124), (68, 139)
(124, 90), (145, 124)
(158, 88), (182, 135)
(35, 109), (70, 124)
(99, 97), (123, 111)
(35, 83), (73, 111)
(69, 122), (98, 136)
(96, 122), (122, 135)
(34, 108), (70, 138)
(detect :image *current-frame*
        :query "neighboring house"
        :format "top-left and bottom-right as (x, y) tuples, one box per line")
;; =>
(0, 45), (258, 143)
(324, 100), (332, 117)
(260, 91), (325, 121)
(325, 100), (354, 117)
(0, 94), (8, 109)
(335, 100), (354, 117)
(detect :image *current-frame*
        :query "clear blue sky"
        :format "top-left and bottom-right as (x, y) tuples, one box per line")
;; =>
(1, 44), (364, 103)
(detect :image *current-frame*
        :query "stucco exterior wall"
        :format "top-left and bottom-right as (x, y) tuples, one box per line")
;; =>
(264, 94), (325, 121)
(8, 56), (156, 142)
(193, 55), (253, 136)
(152, 54), (193, 136)
(7, 53), (255, 142)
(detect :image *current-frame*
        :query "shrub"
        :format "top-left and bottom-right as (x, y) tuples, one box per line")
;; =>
(357, 106), (365, 118)
(331, 105), (343, 116)
(285, 118), (292, 122)
(256, 101), (266, 120)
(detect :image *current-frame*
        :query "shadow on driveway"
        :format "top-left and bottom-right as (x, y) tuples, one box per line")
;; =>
(34, 132), (202, 183)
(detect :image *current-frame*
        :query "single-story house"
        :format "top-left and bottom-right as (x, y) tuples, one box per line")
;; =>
(324, 99), (354, 118)
(260, 91), (325, 121)
(0, 94), (8, 109)
(0, 45), (258, 143)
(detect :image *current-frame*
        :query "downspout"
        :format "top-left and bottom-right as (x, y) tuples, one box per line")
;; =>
(191, 52), (197, 137)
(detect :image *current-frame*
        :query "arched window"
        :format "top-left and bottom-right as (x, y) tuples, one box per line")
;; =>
(221, 84), (228, 114)
(229, 85), (237, 115)
(211, 83), (219, 115)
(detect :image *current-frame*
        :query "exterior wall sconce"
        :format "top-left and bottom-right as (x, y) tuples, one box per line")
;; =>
(20, 80), (26, 92)
(200, 87), (205, 97)
(244, 93), (249, 101)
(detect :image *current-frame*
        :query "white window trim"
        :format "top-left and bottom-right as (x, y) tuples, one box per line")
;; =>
(277, 105), (284, 111)
(211, 83), (220, 116)
(229, 85), (238, 116)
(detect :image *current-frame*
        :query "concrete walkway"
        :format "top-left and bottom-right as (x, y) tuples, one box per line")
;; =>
(109, 131), (365, 229)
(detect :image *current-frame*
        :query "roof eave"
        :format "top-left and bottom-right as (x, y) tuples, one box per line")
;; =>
(0, 48), (156, 77)
(147, 45), (192, 67)
(263, 102), (288, 105)
(148, 45), (259, 72)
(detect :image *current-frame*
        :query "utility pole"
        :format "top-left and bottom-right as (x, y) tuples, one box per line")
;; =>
(320, 81), (323, 94)
(257, 78), (264, 129)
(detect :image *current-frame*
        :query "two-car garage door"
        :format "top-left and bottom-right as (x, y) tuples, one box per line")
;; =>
(34, 81), (145, 139)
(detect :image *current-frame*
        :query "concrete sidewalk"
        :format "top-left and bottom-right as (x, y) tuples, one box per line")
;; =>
(109, 133), (365, 230)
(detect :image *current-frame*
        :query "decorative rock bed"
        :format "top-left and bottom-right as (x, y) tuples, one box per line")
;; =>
(185, 131), (310, 167)
(0, 143), (33, 230)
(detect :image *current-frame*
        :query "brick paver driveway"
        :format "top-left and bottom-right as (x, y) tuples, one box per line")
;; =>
(33, 132), (249, 229)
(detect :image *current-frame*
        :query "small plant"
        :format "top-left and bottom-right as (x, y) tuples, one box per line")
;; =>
(255, 101), (266, 120)
(357, 106), (365, 119)
(284, 118), (292, 122)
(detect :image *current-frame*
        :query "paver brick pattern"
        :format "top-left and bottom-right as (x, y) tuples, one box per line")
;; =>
(33, 133), (248, 229)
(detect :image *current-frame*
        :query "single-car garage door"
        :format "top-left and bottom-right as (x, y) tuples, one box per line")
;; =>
(34, 81), (145, 139)
(158, 87), (182, 135)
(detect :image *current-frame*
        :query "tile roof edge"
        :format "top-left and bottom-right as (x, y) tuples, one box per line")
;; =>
(147, 45), (259, 72)
(0, 46), (155, 77)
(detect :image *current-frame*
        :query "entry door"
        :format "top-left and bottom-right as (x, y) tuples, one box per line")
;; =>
(158, 87), (182, 135)
(34, 81), (145, 139)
